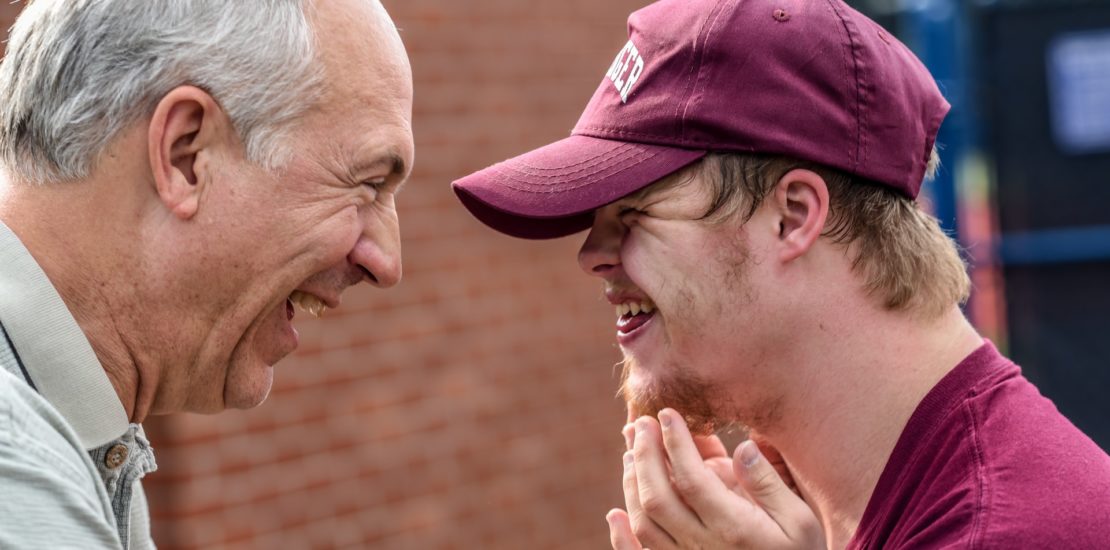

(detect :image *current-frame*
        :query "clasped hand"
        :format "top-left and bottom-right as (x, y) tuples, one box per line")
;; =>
(606, 409), (825, 550)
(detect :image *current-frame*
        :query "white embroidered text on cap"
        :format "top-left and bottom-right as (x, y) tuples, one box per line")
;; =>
(605, 40), (645, 103)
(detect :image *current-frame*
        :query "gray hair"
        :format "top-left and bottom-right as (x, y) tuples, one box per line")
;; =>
(0, 0), (323, 183)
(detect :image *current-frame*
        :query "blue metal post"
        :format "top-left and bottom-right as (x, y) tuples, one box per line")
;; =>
(897, 0), (978, 238)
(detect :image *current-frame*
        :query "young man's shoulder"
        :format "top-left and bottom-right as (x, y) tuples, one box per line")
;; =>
(854, 343), (1110, 549)
(962, 358), (1110, 547)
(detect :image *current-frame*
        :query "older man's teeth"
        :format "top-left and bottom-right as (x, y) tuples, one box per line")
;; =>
(290, 290), (327, 318)
(615, 301), (655, 319)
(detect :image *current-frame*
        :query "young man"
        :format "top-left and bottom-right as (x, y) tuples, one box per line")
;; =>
(0, 0), (412, 547)
(452, 0), (1110, 548)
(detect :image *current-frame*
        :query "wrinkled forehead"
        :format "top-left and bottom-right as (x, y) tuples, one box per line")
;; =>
(310, 0), (412, 108)
(303, 0), (414, 167)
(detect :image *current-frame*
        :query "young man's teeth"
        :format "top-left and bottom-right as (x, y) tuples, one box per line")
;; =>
(615, 301), (655, 318)
(290, 290), (327, 318)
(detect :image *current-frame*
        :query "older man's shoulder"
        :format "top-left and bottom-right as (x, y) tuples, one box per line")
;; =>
(0, 368), (124, 548)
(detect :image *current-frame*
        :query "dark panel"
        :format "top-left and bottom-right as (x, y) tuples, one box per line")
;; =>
(1004, 261), (1110, 451)
(980, 3), (1110, 233)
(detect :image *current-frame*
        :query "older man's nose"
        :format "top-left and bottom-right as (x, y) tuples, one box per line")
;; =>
(349, 225), (402, 289)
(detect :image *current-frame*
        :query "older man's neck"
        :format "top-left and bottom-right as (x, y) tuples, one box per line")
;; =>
(0, 169), (157, 424)
(754, 305), (983, 549)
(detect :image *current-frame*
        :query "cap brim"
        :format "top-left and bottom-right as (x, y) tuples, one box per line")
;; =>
(452, 135), (706, 239)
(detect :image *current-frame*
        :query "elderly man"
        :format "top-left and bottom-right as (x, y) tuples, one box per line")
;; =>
(454, 0), (1110, 548)
(0, 0), (412, 547)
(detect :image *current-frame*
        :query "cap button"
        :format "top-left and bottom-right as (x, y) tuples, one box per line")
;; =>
(773, 8), (791, 22)
(105, 444), (129, 469)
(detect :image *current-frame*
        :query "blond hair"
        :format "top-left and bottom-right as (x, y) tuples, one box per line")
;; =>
(698, 150), (969, 318)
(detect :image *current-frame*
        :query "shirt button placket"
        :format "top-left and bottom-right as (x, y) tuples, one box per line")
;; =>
(104, 443), (129, 469)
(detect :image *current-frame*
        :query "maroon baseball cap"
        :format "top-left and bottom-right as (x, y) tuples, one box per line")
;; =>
(453, 0), (950, 239)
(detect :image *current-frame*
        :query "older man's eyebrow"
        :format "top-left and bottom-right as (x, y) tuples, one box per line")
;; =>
(348, 151), (409, 189)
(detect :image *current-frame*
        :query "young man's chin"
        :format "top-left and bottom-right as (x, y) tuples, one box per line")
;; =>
(619, 360), (724, 435)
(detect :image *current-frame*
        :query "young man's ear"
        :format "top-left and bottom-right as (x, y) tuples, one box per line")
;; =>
(772, 168), (830, 263)
(147, 86), (227, 220)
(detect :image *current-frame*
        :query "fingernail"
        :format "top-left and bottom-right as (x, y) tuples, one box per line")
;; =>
(739, 440), (761, 468)
(659, 410), (672, 429)
(634, 418), (646, 435)
(621, 423), (635, 449)
(624, 451), (634, 468)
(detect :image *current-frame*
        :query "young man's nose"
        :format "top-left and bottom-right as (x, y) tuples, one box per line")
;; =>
(577, 209), (624, 277)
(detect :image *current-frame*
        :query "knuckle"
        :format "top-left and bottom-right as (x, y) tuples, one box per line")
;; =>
(671, 471), (704, 498)
(640, 492), (668, 516)
(750, 467), (782, 496)
(623, 468), (636, 487)
(722, 526), (748, 546)
(630, 516), (654, 541)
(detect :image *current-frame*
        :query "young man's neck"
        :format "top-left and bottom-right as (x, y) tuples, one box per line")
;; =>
(750, 305), (983, 549)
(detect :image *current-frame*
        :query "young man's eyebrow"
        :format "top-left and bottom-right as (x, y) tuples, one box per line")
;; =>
(624, 164), (699, 203)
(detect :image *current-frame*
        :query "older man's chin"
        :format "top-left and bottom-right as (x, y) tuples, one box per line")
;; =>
(218, 312), (291, 411)
(222, 358), (277, 411)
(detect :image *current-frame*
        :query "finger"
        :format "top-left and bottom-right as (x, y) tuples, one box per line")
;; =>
(749, 433), (796, 491)
(693, 433), (729, 459)
(623, 449), (676, 549)
(606, 509), (644, 550)
(703, 456), (742, 492)
(733, 440), (818, 540)
(623, 423), (635, 451)
(631, 417), (697, 546)
(658, 409), (753, 529)
(693, 433), (742, 493)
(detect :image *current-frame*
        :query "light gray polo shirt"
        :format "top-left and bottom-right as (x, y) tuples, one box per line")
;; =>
(0, 220), (157, 549)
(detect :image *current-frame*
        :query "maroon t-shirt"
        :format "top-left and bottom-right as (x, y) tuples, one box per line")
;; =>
(848, 341), (1110, 549)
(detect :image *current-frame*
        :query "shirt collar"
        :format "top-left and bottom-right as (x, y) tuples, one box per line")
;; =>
(0, 220), (129, 449)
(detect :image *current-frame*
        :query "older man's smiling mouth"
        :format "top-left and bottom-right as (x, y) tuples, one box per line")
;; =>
(288, 290), (329, 318)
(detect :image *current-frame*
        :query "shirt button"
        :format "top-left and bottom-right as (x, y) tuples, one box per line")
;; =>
(105, 444), (129, 469)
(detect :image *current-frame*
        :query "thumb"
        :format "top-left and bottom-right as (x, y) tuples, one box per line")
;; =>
(733, 440), (817, 538)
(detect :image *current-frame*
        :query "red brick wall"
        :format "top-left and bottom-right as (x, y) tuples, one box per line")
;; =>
(0, 1), (647, 548)
(0, 1), (645, 547)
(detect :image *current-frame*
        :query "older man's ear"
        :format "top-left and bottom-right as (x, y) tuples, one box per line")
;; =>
(147, 85), (228, 221)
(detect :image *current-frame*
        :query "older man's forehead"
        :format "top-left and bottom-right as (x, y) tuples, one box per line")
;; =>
(311, 0), (410, 77)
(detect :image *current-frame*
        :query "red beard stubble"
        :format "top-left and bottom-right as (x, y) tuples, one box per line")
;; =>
(618, 355), (730, 436)
(617, 352), (785, 437)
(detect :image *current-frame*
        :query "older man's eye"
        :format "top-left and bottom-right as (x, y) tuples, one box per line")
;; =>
(362, 178), (387, 190)
(360, 179), (388, 201)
